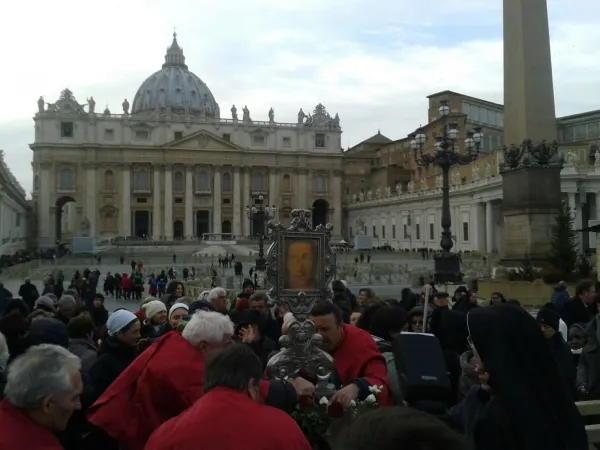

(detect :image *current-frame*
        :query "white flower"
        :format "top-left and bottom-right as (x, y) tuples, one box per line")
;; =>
(319, 396), (329, 405)
(349, 400), (356, 407)
(368, 385), (382, 395)
(365, 394), (377, 404)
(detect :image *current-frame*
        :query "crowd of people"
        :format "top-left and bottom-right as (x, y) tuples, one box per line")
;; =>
(0, 266), (596, 449)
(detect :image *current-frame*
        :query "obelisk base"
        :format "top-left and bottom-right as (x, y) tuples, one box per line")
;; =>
(501, 166), (562, 266)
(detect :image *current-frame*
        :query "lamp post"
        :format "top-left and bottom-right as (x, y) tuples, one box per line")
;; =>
(410, 100), (483, 284)
(245, 194), (276, 272)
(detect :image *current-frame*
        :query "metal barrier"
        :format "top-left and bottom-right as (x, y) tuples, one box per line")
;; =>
(576, 400), (600, 448)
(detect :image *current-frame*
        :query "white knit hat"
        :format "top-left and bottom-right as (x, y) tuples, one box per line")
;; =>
(168, 302), (189, 321)
(142, 300), (167, 320)
(107, 310), (138, 336)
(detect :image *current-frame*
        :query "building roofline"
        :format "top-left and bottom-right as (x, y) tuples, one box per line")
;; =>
(557, 109), (600, 123)
(426, 90), (504, 109)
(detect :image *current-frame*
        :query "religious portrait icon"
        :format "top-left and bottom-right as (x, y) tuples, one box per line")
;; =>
(283, 237), (320, 291)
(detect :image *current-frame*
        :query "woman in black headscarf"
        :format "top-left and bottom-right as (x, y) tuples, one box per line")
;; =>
(452, 304), (587, 450)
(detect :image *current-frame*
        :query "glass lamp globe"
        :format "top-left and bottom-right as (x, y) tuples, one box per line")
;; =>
(465, 137), (475, 149)
(473, 131), (484, 144)
(410, 139), (417, 150)
(434, 141), (443, 152)
(415, 133), (426, 145)
(439, 104), (450, 116)
(447, 127), (459, 140)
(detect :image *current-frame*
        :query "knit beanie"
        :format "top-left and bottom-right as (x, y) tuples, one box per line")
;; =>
(34, 296), (55, 312)
(2, 298), (29, 318)
(107, 310), (138, 336)
(536, 308), (560, 332)
(142, 300), (167, 320)
(168, 302), (189, 321)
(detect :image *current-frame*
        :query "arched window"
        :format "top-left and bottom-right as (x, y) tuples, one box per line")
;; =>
(134, 171), (149, 191)
(59, 170), (74, 189)
(282, 174), (291, 192)
(173, 171), (184, 191)
(315, 175), (326, 194)
(253, 173), (264, 191)
(222, 173), (231, 192)
(197, 171), (209, 190)
(104, 170), (114, 189)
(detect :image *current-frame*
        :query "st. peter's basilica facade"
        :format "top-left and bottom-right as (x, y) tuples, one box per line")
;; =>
(30, 33), (344, 247)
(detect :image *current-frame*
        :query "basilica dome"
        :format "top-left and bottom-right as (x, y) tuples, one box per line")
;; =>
(131, 33), (219, 117)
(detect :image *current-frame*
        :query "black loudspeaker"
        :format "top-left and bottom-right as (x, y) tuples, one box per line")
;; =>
(391, 332), (452, 406)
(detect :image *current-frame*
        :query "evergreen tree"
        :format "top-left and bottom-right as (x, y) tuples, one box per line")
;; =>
(547, 202), (579, 276)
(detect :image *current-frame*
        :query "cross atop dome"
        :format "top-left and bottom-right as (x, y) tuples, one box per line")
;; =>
(163, 30), (187, 69)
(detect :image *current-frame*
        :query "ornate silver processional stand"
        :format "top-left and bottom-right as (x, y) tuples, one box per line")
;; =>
(265, 209), (337, 398)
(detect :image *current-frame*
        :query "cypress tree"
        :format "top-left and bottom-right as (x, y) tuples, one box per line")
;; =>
(547, 202), (578, 277)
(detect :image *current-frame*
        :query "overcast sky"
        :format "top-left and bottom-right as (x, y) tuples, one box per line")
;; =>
(0, 0), (598, 194)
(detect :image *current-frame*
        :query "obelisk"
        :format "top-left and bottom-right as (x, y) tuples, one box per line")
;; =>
(501, 0), (562, 263)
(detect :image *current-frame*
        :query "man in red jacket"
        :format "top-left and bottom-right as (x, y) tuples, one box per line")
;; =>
(309, 301), (391, 406)
(146, 343), (311, 450)
(87, 311), (311, 450)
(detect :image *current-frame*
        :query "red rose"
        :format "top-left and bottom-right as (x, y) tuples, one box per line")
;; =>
(327, 401), (344, 418)
(298, 395), (314, 408)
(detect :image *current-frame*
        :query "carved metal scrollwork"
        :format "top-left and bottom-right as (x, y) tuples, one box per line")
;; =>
(500, 138), (563, 173)
(264, 209), (336, 397)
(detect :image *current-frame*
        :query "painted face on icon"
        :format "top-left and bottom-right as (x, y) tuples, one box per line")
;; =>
(287, 242), (313, 289)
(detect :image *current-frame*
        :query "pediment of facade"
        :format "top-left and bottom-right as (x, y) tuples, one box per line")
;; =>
(163, 130), (239, 151)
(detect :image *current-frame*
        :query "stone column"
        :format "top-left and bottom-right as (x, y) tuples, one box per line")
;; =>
(233, 168), (242, 237)
(485, 201), (494, 254)
(85, 164), (97, 237)
(0, 200), (5, 241)
(568, 192), (576, 219)
(121, 164), (131, 237)
(38, 162), (52, 246)
(298, 169), (308, 209)
(49, 206), (57, 246)
(75, 206), (84, 237)
(185, 165), (194, 239)
(268, 169), (278, 216)
(332, 170), (342, 235)
(152, 165), (161, 239)
(164, 165), (173, 239)
(242, 168), (250, 236)
(213, 165), (222, 234)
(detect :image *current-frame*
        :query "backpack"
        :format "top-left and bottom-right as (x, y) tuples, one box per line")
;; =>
(391, 332), (452, 411)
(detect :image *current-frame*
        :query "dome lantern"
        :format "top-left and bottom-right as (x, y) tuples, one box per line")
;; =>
(163, 32), (188, 69)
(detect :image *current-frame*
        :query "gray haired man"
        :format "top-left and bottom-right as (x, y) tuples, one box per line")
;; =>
(0, 344), (82, 449)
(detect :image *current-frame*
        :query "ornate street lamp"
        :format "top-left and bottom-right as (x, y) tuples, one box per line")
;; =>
(245, 194), (276, 272)
(410, 100), (483, 284)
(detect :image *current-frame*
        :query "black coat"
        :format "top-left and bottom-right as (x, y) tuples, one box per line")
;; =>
(448, 386), (516, 450)
(18, 283), (39, 311)
(89, 337), (137, 400)
(548, 333), (577, 397)
(561, 297), (595, 328)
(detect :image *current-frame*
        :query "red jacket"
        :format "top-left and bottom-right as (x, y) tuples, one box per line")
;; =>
(331, 324), (392, 405)
(87, 332), (206, 450)
(145, 387), (311, 450)
(121, 274), (131, 290)
(0, 399), (63, 450)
